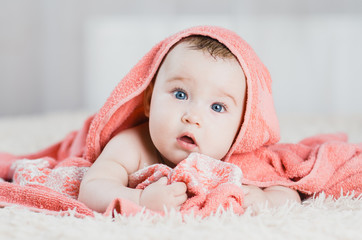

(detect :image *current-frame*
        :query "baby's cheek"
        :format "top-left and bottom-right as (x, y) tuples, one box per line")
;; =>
(213, 131), (235, 159)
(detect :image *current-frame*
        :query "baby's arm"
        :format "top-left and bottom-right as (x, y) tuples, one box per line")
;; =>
(78, 132), (142, 212)
(78, 127), (187, 213)
(242, 185), (301, 213)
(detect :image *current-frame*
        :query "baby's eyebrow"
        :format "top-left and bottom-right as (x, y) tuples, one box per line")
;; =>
(218, 89), (237, 106)
(167, 76), (190, 83)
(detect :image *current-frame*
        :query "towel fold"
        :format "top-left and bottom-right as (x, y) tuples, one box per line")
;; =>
(228, 133), (362, 198)
(129, 153), (245, 216)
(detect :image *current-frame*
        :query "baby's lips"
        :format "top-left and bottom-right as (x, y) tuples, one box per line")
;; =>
(179, 136), (195, 144)
(178, 132), (198, 146)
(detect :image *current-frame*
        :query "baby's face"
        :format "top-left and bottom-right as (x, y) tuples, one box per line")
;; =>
(148, 42), (246, 167)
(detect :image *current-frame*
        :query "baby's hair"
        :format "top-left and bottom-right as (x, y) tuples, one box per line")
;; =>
(180, 35), (235, 59)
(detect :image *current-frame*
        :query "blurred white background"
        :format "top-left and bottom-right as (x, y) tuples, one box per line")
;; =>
(1, 0), (362, 117)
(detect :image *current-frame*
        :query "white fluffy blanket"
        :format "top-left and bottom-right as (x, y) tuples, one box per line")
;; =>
(0, 111), (361, 240)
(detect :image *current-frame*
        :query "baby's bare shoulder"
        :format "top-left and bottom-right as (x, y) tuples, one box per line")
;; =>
(109, 124), (145, 148)
(81, 124), (146, 185)
(98, 122), (156, 173)
(83, 122), (159, 186)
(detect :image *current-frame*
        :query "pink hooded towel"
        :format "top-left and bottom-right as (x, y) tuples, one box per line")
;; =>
(0, 26), (361, 217)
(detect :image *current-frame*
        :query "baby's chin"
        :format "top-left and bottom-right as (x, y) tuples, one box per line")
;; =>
(161, 150), (228, 167)
(160, 152), (192, 168)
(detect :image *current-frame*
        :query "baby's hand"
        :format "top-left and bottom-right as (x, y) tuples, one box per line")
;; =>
(242, 184), (301, 215)
(139, 177), (188, 212)
(242, 185), (268, 214)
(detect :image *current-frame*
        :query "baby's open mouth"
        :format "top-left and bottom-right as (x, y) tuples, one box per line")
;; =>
(179, 136), (195, 144)
(177, 133), (197, 150)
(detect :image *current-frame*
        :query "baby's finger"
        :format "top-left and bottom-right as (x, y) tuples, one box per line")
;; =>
(154, 177), (168, 185)
(174, 193), (188, 206)
(169, 181), (187, 195)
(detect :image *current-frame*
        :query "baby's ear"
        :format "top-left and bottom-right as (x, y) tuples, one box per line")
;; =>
(143, 81), (154, 117)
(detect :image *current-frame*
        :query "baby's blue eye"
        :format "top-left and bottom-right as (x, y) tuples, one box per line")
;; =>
(174, 90), (187, 100)
(211, 103), (225, 113)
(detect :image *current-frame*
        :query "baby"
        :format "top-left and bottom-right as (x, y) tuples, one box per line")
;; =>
(78, 35), (301, 213)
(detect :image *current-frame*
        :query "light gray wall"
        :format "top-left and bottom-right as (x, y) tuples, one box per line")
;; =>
(1, 0), (362, 116)
(0, 0), (85, 116)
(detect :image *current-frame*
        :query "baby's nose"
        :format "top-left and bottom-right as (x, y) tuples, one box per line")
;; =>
(181, 109), (201, 127)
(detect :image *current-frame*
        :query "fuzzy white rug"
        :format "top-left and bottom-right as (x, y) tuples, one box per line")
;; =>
(0, 111), (361, 240)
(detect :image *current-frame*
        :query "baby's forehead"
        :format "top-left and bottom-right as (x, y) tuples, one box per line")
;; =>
(162, 41), (241, 70)
(157, 39), (242, 75)
(158, 42), (245, 88)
